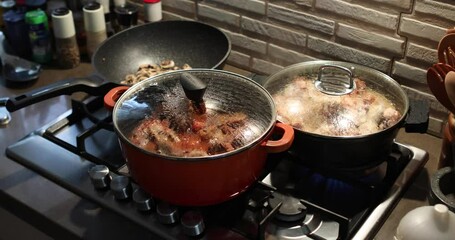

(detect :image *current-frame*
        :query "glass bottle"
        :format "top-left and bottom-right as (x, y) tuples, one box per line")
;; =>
(83, 2), (107, 60)
(143, 0), (162, 23)
(25, 8), (52, 63)
(52, 7), (80, 69)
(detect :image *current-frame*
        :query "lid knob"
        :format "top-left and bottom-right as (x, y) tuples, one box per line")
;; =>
(180, 72), (207, 102)
(314, 64), (356, 95)
(395, 204), (455, 240)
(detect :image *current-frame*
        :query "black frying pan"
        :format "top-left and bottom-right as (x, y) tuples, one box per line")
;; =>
(1, 20), (231, 111)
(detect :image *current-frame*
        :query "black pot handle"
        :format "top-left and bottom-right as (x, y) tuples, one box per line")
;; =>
(404, 99), (429, 133)
(3, 75), (118, 112)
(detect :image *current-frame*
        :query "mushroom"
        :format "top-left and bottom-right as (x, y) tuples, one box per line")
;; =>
(160, 60), (175, 69)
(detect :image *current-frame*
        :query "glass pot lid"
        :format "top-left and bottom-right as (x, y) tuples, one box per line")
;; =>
(263, 61), (409, 137)
(113, 69), (276, 158)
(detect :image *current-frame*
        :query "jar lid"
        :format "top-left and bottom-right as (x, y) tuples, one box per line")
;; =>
(143, 0), (160, 3)
(114, 4), (138, 15)
(83, 2), (106, 32)
(1, 0), (16, 9)
(52, 7), (70, 16)
(83, 2), (101, 11)
(52, 8), (75, 38)
(114, 4), (138, 27)
(3, 9), (25, 23)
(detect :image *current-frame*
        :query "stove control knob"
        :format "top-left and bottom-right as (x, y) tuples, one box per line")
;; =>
(156, 202), (179, 224)
(110, 175), (132, 200)
(181, 211), (205, 237)
(0, 108), (11, 126)
(132, 188), (154, 212)
(88, 165), (111, 189)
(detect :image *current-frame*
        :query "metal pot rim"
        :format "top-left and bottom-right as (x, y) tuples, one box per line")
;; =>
(112, 69), (278, 161)
(264, 60), (410, 139)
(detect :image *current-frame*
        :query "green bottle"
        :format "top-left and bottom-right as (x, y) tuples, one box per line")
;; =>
(25, 9), (52, 63)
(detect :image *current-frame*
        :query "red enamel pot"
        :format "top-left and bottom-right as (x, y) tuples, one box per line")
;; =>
(104, 69), (294, 206)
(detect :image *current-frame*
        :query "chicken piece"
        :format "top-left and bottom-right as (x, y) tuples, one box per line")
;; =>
(130, 119), (183, 156)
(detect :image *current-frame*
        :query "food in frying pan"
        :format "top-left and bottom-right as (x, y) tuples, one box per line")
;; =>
(273, 76), (402, 136)
(129, 102), (249, 157)
(121, 59), (192, 85)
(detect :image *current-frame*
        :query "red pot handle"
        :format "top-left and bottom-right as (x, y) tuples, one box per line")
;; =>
(262, 122), (295, 153)
(104, 86), (130, 111)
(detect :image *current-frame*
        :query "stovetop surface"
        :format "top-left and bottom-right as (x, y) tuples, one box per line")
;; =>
(4, 94), (429, 240)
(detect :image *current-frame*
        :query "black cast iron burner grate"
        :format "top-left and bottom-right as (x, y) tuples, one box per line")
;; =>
(41, 96), (124, 169)
(5, 87), (429, 240)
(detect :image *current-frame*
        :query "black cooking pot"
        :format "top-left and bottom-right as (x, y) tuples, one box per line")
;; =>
(263, 61), (429, 170)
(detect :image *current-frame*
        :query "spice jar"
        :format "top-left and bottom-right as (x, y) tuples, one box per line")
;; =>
(113, 0), (126, 8)
(114, 4), (138, 31)
(143, 0), (161, 22)
(25, 8), (52, 63)
(66, 0), (87, 59)
(2, 8), (31, 58)
(51, 7), (80, 69)
(0, 0), (16, 27)
(83, 2), (107, 60)
(95, 0), (114, 36)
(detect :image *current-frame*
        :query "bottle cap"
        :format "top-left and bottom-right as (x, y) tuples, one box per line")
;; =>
(3, 9), (25, 23)
(1, 0), (16, 9)
(96, 0), (110, 14)
(114, 4), (138, 28)
(52, 8), (76, 38)
(113, 0), (125, 7)
(143, 0), (162, 22)
(83, 2), (106, 32)
(25, 9), (47, 25)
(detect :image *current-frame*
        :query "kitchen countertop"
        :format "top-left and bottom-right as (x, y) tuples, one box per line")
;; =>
(0, 62), (445, 239)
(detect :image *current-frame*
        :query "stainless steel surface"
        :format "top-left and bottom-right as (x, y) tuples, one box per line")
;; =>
(260, 142), (429, 240)
(352, 143), (428, 240)
(0, 63), (444, 239)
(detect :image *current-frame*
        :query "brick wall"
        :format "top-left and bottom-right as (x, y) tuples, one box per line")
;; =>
(130, 0), (455, 136)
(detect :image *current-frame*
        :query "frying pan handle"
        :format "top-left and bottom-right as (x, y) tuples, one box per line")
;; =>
(104, 86), (130, 111)
(262, 122), (295, 153)
(4, 75), (117, 112)
(0, 97), (7, 107)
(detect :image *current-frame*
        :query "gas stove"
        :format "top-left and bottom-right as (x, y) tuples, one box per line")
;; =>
(5, 86), (428, 240)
